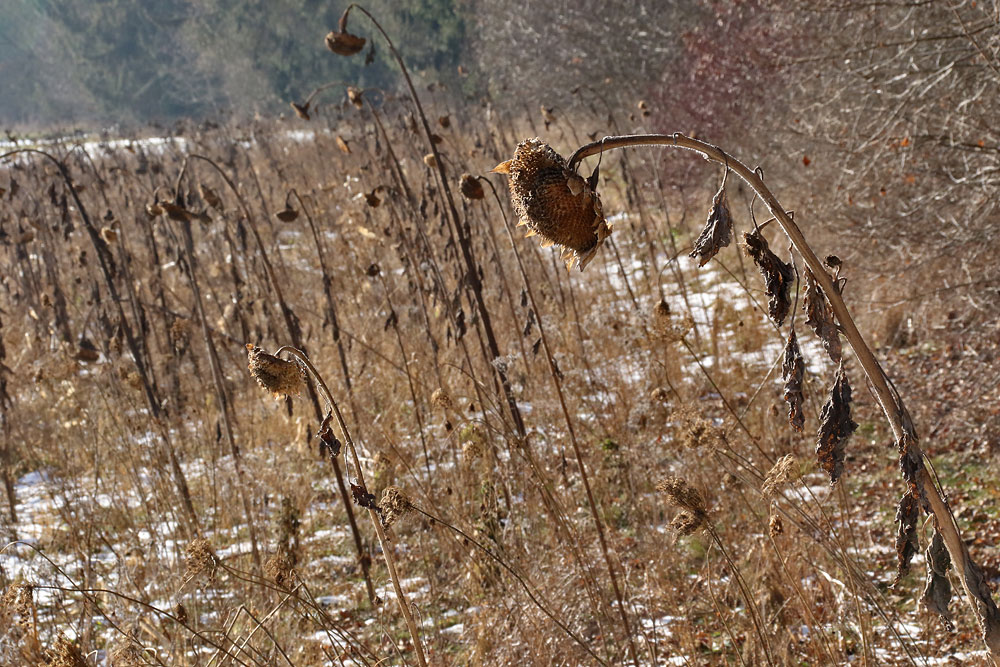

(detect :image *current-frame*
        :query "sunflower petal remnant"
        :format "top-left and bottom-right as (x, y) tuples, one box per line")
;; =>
(493, 138), (611, 271)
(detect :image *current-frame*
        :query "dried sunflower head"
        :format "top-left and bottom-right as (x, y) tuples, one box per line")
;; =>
(492, 138), (611, 271)
(246, 344), (305, 397)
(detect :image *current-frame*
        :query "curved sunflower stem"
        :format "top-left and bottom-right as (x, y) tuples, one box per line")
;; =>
(567, 133), (1000, 660)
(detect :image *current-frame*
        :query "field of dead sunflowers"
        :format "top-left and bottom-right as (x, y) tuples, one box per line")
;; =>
(2, 5), (1000, 666)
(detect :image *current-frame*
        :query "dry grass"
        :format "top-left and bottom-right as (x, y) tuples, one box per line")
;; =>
(0, 91), (995, 666)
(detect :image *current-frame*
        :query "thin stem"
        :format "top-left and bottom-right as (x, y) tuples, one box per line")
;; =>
(273, 346), (428, 667)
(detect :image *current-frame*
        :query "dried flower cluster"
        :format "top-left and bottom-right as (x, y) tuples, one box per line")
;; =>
(379, 486), (413, 528)
(184, 538), (218, 580)
(650, 299), (693, 344)
(762, 454), (798, 497)
(657, 476), (709, 535)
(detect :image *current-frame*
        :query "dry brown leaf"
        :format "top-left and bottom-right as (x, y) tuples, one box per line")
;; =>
(920, 529), (954, 630)
(803, 269), (842, 362)
(893, 491), (920, 584)
(815, 363), (857, 484)
(782, 329), (805, 431)
(744, 229), (794, 326)
(689, 182), (732, 267)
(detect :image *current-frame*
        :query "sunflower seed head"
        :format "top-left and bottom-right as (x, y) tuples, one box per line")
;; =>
(246, 344), (305, 397)
(495, 138), (611, 271)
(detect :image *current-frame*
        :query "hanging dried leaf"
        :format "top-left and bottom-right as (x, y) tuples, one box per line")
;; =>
(803, 269), (842, 363)
(781, 329), (805, 431)
(897, 432), (924, 492)
(351, 483), (376, 509)
(689, 181), (732, 267)
(317, 411), (342, 458)
(815, 364), (857, 484)
(459, 173), (484, 200)
(161, 201), (194, 222)
(893, 491), (920, 584)
(920, 529), (954, 630)
(744, 230), (794, 326)
(199, 184), (222, 210)
(335, 136), (351, 154)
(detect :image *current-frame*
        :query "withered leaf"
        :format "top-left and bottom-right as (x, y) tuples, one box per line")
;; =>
(384, 310), (397, 331)
(744, 230), (794, 326)
(815, 364), (857, 484)
(920, 529), (954, 630)
(523, 309), (535, 337)
(893, 491), (920, 584)
(689, 183), (732, 267)
(803, 269), (842, 363)
(199, 184), (222, 210)
(897, 432), (924, 491)
(161, 202), (193, 222)
(317, 411), (342, 458)
(782, 329), (805, 431)
(335, 136), (351, 154)
(351, 483), (376, 509)
(532, 337), (541, 356)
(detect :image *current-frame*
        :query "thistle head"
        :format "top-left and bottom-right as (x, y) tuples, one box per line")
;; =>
(492, 138), (611, 271)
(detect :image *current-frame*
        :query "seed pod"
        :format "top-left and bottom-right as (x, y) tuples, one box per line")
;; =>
(184, 538), (218, 579)
(325, 14), (366, 57)
(275, 206), (299, 222)
(656, 476), (708, 514)
(669, 510), (704, 536)
(379, 486), (412, 528)
(459, 173), (484, 200)
(762, 454), (798, 497)
(768, 513), (784, 537)
(492, 138), (611, 271)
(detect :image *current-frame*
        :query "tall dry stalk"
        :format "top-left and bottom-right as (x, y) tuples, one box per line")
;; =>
(249, 345), (428, 666)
